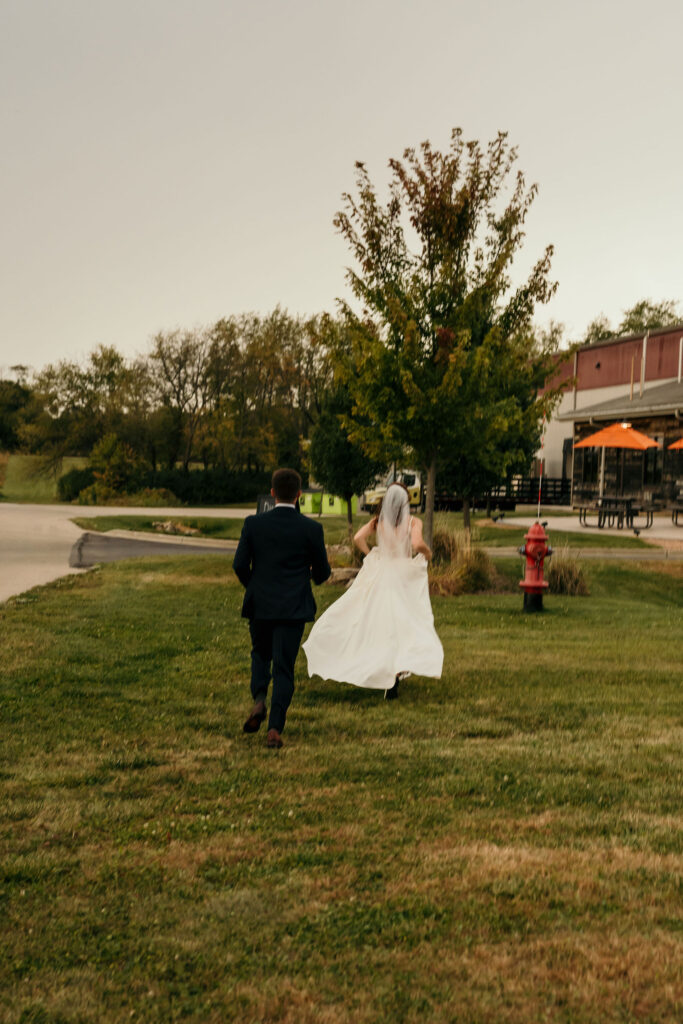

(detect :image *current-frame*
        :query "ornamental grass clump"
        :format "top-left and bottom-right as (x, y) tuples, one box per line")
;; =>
(546, 546), (590, 596)
(429, 517), (497, 595)
(431, 516), (476, 566)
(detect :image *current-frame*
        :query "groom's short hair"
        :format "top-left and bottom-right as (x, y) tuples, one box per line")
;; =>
(272, 468), (301, 503)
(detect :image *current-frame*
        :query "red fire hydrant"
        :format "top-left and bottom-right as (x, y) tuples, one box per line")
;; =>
(519, 521), (552, 613)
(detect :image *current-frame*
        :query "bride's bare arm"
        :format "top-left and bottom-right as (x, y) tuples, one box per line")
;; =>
(353, 516), (377, 555)
(411, 517), (432, 561)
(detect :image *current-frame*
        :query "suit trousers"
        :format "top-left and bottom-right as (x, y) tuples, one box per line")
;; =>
(249, 619), (306, 734)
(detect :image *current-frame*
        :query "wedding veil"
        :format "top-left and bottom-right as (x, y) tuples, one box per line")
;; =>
(377, 483), (411, 560)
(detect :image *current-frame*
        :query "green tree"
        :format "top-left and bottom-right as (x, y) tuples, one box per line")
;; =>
(149, 329), (212, 472)
(206, 308), (332, 476)
(334, 129), (560, 542)
(618, 298), (680, 336)
(22, 346), (137, 471)
(294, 314), (338, 437)
(309, 386), (384, 528)
(439, 323), (564, 519)
(0, 380), (32, 450)
(583, 315), (613, 345)
(90, 433), (147, 494)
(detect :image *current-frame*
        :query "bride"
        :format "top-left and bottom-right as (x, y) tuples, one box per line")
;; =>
(303, 482), (443, 699)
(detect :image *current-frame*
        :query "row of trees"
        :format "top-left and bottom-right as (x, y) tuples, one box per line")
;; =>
(1, 311), (337, 481)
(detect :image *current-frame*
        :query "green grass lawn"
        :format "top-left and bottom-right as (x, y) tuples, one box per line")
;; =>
(71, 515), (248, 542)
(72, 511), (654, 552)
(0, 455), (88, 503)
(430, 510), (653, 549)
(474, 523), (652, 549)
(1, 556), (681, 1022)
(71, 514), (367, 546)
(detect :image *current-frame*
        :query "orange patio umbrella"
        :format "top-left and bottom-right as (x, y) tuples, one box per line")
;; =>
(574, 422), (658, 451)
(668, 437), (683, 450)
(573, 421), (658, 497)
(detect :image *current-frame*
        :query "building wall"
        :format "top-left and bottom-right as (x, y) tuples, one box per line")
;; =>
(576, 328), (683, 390)
(542, 411), (572, 477)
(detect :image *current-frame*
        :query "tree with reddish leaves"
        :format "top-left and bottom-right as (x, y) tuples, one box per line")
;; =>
(334, 129), (562, 541)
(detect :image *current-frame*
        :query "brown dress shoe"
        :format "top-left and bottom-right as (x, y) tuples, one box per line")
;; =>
(243, 702), (267, 733)
(266, 729), (283, 749)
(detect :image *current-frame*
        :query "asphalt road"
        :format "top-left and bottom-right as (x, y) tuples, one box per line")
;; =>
(0, 502), (249, 605)
(69, 531), (235, 568)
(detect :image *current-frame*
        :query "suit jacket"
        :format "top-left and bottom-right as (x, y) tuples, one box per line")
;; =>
(232, 506), (331, 621)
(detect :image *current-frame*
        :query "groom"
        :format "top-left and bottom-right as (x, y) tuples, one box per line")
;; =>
(233, 468), (331, 748)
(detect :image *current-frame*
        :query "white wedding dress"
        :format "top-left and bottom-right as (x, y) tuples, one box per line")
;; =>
(303, 485), (444, 690)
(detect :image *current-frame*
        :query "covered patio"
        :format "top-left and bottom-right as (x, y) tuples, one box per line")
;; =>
(559, 379), (683, 510)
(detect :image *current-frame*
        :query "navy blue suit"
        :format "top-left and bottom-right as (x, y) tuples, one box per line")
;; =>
(233, 506), (331, 732)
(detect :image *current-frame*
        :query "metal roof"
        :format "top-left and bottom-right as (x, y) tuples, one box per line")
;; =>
(559, 379), (683, 421)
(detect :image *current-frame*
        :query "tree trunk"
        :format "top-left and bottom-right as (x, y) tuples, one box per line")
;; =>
(462, 496), (471, 532)
(345, 494), (354, 529)
(423, 457), (437, 549)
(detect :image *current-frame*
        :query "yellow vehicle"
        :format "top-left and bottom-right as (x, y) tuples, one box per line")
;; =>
(362, 469), (423, 512)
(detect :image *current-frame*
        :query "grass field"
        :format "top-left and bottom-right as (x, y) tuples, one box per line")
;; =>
(71, 515), (248, 542)
(1, 554), (681, 1022)
(71, 511), (654, 551)
(71, 514), (366, 546)
(0, 455), (88, 503)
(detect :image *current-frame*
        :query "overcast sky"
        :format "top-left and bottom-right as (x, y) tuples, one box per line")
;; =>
(2, 0), (682, 372)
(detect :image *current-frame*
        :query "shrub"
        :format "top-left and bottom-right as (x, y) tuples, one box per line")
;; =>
(0, 450), (8, 493)
(75, 464), (271, 506)
(546, 547), (590, 596)
(124, 488), (180, 507)
(77, 485), (179, 507)
(91, 434), (147, 493)
(57, 466), (96, 502)
(149, 468), (271, 505)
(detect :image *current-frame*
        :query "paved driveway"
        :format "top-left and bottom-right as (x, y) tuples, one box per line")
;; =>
(0, 503), (250, 605)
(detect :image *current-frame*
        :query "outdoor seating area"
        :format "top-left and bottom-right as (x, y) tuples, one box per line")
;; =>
(575, 496), (659, 530)
(571, 421), (683, 531)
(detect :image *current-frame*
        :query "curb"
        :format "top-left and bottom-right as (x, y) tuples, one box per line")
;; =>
(104, 529), (238, 550)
